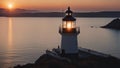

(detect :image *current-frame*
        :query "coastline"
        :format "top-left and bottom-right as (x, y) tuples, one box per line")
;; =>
(0, 11), (120, 17)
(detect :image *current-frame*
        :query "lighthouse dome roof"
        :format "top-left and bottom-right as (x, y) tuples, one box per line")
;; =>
(63, 7), (76, 21)
(65, 7), (73, 13)
(63, 15), (76, 21)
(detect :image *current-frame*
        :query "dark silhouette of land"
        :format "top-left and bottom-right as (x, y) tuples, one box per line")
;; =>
(101, 18), (120, 30)
(14, 50), (120, 68)
(0, 8), (120, 17)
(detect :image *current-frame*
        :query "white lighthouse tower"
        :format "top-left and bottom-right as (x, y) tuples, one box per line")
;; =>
(59, 7), (80, 55)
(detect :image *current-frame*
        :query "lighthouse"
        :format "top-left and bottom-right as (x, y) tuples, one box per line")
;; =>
(59, 7), (80, 55)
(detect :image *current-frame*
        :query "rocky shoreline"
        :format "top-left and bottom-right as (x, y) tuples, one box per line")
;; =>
(101, 18), (120, 30)
(14, 48), (120, 68)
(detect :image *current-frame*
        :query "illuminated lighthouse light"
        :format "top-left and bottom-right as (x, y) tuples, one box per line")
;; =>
(63, 21), (75, 29)
(67, 22), (72, 29)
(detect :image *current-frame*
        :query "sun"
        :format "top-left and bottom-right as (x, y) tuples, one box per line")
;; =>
(8, 3), (13, 9)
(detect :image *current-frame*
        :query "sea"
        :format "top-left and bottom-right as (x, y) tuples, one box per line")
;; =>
(0, 17), (120, 68)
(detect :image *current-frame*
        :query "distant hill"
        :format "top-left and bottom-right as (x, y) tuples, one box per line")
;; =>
(101, 18), (120, 30)
(0, 8), (38, 13)
(0, 8), (5, 12)
(0, 8), (120, 17)
(74, 11), (120, 17)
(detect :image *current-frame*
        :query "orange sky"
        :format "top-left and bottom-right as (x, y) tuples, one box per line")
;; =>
(0, 0), (120, 11)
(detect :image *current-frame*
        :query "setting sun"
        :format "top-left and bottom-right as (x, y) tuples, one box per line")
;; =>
(8, 3), (13, 9)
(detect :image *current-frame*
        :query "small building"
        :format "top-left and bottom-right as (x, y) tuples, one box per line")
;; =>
(59, 7), (80, 55)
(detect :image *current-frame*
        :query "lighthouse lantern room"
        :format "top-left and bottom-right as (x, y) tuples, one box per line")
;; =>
(59, 7), (80, 55)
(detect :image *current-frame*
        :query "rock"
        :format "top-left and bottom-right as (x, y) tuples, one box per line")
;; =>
(101, 18), (120, 30)
(13, 53), (120, 68)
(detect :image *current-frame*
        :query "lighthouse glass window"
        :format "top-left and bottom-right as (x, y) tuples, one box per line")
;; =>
(63, 21), (76, 29)
(66, 13), (72, 15)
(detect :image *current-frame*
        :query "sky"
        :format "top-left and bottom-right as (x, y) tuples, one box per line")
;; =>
(0, 0), (120, 12)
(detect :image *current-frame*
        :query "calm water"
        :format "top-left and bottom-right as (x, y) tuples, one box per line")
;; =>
(0, 17), (120, 68)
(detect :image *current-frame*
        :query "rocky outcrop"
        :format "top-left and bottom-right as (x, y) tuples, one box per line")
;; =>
(101, 18), (120, 30)
(14, 54), (75, 68)
(14, 53), (120, 68)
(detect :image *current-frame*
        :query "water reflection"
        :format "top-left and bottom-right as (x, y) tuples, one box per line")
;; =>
(2, 18), (14, 68)
(8, 18), (13, 47)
